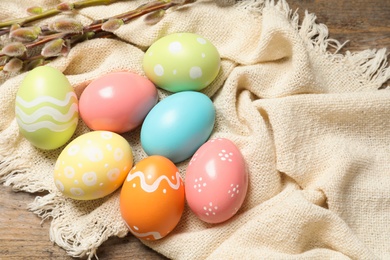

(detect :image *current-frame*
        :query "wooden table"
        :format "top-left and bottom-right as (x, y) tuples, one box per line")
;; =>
(1, 1), (389, 259)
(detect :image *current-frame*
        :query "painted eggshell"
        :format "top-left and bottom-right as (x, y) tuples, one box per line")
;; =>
(140, 91), (215, 163)
(185, 138), (248, 223)
(79, 72), (158, 133)
(15, 66), (78, 150)
(120, 155), (185, 240)
(143, 32), (221, 92)
(54, 131), (133, 200)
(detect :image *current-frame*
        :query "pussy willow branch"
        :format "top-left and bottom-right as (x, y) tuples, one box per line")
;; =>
(0, 0), (189, 73)
(0, 0), (125, 30)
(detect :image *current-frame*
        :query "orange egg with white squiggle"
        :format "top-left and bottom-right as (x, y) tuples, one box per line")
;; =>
(120, 155), (185, 240)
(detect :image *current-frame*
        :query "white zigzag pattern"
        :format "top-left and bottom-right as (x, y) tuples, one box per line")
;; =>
(125, 223), (162, 240)
(16, 103), (78, 123)
(130, 228), (162, 240)
(126, 170), (181, 193)
(16, 117), (78, 132)
(16, 92), (77, 108)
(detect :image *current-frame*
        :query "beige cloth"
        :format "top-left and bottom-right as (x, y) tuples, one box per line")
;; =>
(1, 0), (390, 259)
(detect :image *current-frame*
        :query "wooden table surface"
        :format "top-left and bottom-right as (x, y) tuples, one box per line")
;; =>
(1, 1), (389, 259)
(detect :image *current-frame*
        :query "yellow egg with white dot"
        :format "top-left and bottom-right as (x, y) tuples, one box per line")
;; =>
(143, 33), (221, 92)
(54, 131), (133, 200)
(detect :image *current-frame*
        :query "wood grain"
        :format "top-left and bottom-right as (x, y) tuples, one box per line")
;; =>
(0, 1), (389, 259)
(0, 185), (167, 260)
(289, 0), (390, 53)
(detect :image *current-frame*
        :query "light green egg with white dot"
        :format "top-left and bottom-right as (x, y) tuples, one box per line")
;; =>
(143, 33), (221, 92)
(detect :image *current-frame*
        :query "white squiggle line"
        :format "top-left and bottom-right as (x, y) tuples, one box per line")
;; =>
(126, 224), (162, 240)
(126, 171), (181, 193)
(16, 117), (78, 132)
(16, 103), (78, 123)
(16, 92), (77, 108)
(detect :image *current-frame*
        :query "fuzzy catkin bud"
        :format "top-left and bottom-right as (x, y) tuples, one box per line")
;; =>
(32, 26), (41, 35)
(9, 27), (41, 42)
(1, 42), (27, 57)
(3, 57), (23, 72)
(101, 19), (124, 32)
(56, 3), (74, 11)
(0, 56), (9, 66)
(24, 58), (44, 71)
(50, 18), (83, 33)
(26, 6), (43, 15)
(41, 38), (64, 57)
(144, 10), (165, 25)
(60, 39), (71, 57)
(10, 24), (21, 32)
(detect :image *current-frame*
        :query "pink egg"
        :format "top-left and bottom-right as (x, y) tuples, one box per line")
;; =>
(79, 72), (158, 133)
(185, 138), (248, 223)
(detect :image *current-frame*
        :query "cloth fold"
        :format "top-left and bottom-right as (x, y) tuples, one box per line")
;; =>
(1, 0), (389, 259)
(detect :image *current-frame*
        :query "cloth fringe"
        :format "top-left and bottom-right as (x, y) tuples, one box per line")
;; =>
(28, 191), (127, 259)
(241, 0), (389, 90)
(297, 6), (389, 89)
(262, 0), (390, 89)
(29, 193), (98, 259)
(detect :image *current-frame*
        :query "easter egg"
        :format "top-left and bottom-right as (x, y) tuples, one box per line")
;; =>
(120, 155), (185, 240)
(54, 131), (133, 200)
(140, 91), (215, 163)
(185, 138), (248, 223)
(15, 66), (78, 150)
(143, 32), (221, 92)
(79, 72), (158, 133)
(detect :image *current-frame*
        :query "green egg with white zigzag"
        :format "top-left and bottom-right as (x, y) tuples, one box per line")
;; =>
(15, 66), (79, 150)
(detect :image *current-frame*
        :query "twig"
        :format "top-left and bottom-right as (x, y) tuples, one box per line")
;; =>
(0, 0), (126, 28)
(0, 0), (190, 73)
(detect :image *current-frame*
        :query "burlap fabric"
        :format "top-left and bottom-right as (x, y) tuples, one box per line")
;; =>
(1, 0), (390, 259)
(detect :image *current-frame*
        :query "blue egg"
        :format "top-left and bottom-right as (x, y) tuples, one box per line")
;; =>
(141, 91), (215, 163)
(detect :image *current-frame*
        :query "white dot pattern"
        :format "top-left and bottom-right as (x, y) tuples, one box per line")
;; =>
(218, 149), (234, 162)
(154, 64), (164, 76)
(193, 177), (207, 193)
(70, 187), (84, 197)
(68, 144), (80, 156)
(86, 147), (103, 162)
(186, 137), (247, 223)
(82, 171), (97, 186)
(169, 41), (182, 53)
(53, 131), (133, 200)
(189, 66), (203, 79)
(114, 148), (124, 161)
(107, 168), (120, 182)
(203, 202), (218, 216)
(64, 166), (75, 178)
(228, 184), (240, 198)
(189, 152), (198, 166)
(197, 37), (207, 44)
(144, 33), (220, 92)
(101, 132), (112, 139)
(55, 180), (64, 192)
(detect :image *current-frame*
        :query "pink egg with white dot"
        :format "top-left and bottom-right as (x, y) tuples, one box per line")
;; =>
(185, 138), (248, 223)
